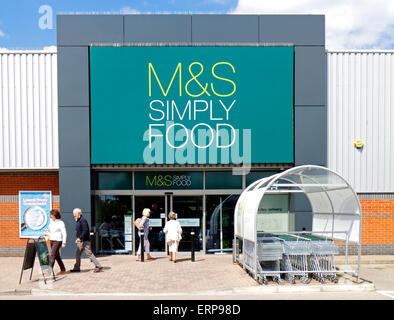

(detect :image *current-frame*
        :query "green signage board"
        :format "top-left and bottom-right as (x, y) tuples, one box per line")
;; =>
(134, 171), (203, 190)
(90, 46), (294, 165)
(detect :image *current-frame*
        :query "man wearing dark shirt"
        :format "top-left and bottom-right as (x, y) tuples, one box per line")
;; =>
(70, 208), (103, 273)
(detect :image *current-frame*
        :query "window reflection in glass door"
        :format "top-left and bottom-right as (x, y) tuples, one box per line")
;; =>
(206, 195), (239, 254)
(172, 196), (203, 252)
(94, 195), (132, 255)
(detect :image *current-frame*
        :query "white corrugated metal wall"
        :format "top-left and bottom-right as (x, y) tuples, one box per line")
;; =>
(328, 50), (394, 193)
(0, 50), (58, 169)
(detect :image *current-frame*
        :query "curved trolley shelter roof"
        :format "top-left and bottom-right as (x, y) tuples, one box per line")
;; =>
(235, 165), (362, 244)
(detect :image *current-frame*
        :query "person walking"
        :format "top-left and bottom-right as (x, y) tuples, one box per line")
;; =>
(136, 208), (155, 261)
(163, 212), (182, 263)
(70, 208), (103, 273)
(44, 209), (67, 275)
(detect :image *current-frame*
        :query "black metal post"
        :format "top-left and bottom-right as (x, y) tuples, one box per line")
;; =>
(19, 239), (29, 284)
(191, 229), (195, 262)
(140, 232), (144, 262)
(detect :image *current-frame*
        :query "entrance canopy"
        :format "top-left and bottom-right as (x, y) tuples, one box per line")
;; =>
(235, 165), (362, 244)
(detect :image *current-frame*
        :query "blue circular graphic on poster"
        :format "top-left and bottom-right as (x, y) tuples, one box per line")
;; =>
(23, 206), (48, 230)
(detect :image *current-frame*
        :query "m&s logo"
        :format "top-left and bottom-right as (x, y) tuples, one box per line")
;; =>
(148, 62), (236, 98)
(141, 53), (252, 166)
(146, 61), (239, 151)
(145, 175), (192, 187)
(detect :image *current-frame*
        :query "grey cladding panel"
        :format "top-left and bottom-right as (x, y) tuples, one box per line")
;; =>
(58, 107), (90, 167)
(295, 46), (326, 106)
(192, 15), (259, 43)
(294, 106), (327, 166)
(57, 15), (124, 46)
(294, 212), (313, 231)
(57, 47), (89, 107)
(259, 15), (325, 46)
(60, 213), (77, 258)
(124, 15), (191, 43)
(293, 193), (313, 212)
(59, 167), (91, 214)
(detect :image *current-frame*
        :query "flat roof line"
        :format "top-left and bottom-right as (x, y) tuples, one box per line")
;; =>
(0, 50), (57, 54)
(327, 49), (394, 53)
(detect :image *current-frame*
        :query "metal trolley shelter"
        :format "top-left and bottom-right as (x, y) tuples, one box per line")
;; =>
(234, 165), (362, 284)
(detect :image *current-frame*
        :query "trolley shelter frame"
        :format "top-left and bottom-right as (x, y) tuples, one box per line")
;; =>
(234, 165), (362, 283)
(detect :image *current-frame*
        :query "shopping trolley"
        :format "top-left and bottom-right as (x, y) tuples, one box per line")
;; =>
(309, 240), (339, 283)
(275, 235), (311, 284)
(256, 237), (284, 285)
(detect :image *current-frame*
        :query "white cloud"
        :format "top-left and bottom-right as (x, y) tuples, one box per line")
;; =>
(120, 6), (141, 14)
(43, 45), (57, 52)
(0, 29), (5, 38)
(231, 0), (394, 49)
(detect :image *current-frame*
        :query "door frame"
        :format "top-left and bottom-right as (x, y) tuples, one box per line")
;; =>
(134, 193), (205, 254)
(93, 189), (242, 255)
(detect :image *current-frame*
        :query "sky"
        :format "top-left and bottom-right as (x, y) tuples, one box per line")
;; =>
(0, 0), (394, 50)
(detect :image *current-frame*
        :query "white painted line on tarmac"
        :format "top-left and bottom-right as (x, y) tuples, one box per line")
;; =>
(376, 290), (394, 299)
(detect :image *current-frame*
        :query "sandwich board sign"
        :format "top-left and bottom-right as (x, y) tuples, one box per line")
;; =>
(19, 238), (55, 284)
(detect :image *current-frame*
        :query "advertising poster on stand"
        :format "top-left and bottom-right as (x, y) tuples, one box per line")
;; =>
(19, 191), (52, 239)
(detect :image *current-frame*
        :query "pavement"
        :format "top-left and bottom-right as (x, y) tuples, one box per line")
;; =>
(0, 253), (393, 299)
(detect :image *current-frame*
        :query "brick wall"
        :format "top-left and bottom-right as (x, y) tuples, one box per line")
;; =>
(0, 173), (59, 195)
(0, 173), (59, 256)
(359, 198), (394, 254)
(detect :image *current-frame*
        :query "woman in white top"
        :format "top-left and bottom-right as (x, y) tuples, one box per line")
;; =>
(44, 209), (67, 274)
(163, 212), (182, 263)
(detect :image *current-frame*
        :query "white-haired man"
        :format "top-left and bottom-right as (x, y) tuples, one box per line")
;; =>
(70, 208), (103, 273)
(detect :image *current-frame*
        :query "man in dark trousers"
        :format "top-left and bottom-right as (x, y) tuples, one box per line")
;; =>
(70, 208), (103, 273)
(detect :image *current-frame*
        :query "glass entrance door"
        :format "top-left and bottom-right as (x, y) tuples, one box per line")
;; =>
(134, 196), (166, 252)
(206, 195), (238, 254)
(171, 196), (203, 252)
(134, 195), (203, 253)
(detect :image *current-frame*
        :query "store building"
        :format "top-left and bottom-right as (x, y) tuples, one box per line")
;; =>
(0, 14), (392, 257)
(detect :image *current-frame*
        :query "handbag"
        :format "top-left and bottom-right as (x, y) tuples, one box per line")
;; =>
(133, 218), (142, 230)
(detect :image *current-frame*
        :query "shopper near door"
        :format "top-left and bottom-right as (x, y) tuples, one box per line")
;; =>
(163, 211), (182, 263)
(70, 208), (103, 273)
(44, 209), (67, 275)
(136, 208), (156, 261)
